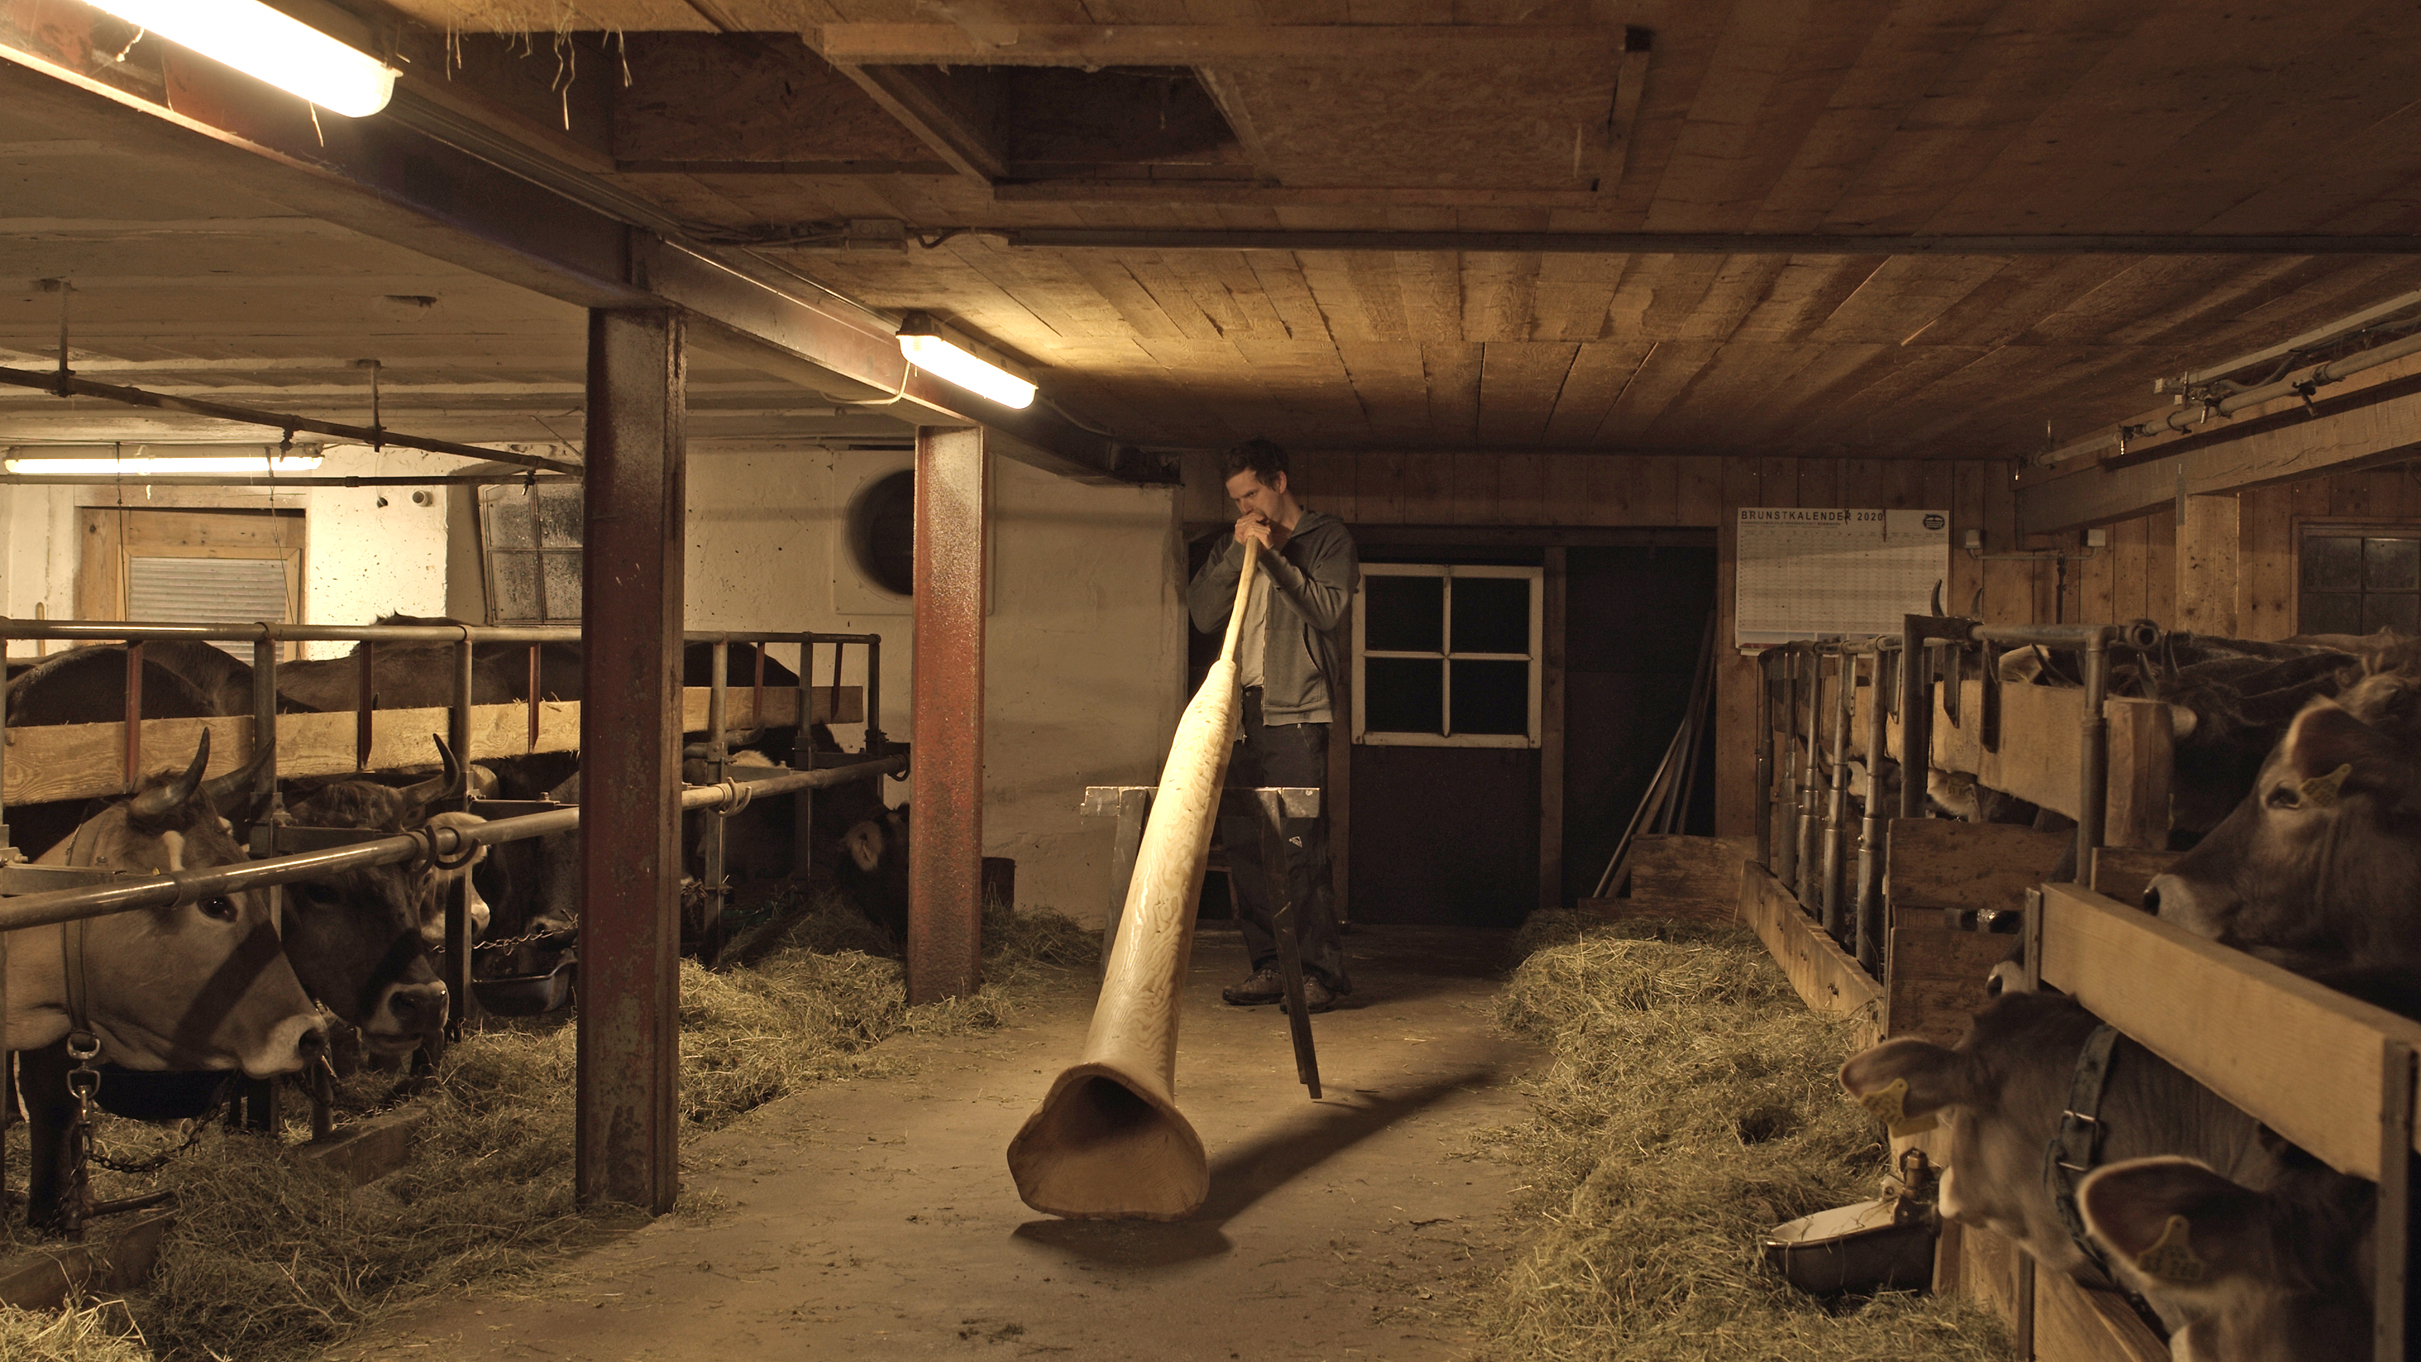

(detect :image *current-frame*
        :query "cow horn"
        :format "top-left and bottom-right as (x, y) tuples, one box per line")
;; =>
(129, 728), (212, 822)
(200, 737), (276, 819)
(399, 734), (467, 810)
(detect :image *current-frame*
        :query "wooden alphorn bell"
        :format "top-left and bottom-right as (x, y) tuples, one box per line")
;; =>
(1006, 540), (1262, 1220)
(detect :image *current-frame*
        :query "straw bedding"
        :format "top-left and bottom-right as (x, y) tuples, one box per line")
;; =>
(1, 888), (1094, 1361)
(1473, 912), (2010, 1362)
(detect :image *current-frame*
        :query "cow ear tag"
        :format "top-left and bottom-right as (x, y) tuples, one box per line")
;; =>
(2133, 1213), (2204, 1283)
(1858, 1077), (1938, 1137)
(2299, 763), (2354, 809)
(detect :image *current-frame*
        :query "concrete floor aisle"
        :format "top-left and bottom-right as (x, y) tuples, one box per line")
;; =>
(326, 926), (1540, 1362)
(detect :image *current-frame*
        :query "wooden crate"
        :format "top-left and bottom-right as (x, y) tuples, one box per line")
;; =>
(1584, 834), (1755, 923)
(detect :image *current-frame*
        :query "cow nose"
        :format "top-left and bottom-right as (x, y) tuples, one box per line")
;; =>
(389, 982), (448, 1032)
(2140, 883), (2161, 915)
(296, 1024), (328, 1064)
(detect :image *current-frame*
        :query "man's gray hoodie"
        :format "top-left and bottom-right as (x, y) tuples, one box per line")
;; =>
(1187, 509), (1359, 725)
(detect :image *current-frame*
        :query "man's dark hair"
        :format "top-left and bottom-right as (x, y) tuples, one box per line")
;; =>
(1223, 438), (1289, 489)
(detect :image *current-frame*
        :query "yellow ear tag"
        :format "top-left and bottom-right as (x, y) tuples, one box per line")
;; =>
(2134, 1213), (2204, 1283)
(2300, 763), (2354, 809)
(1858, 1077), (1938, 1137)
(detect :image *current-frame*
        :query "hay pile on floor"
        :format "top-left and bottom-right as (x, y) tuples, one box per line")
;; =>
(1475, 912), (2008, 1362)
(4, 892), (1095, 1362)
(0, 1302), (152, 1361)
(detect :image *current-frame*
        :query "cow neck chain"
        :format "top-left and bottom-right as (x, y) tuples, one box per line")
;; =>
(2044, 1022), (2121, 1281)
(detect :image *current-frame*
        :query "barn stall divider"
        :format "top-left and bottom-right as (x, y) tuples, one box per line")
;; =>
(0, 617), (905, 1243)
(1736, 615), (2415, 1362)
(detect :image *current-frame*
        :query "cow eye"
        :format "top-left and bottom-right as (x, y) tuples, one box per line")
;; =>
(199, 895), (239, 922)
(2267, 786), (2302, 810)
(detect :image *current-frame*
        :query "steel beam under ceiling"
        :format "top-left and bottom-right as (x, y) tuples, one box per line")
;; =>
(996, 227), (2421, 256)
(0, 0), (1155, 486)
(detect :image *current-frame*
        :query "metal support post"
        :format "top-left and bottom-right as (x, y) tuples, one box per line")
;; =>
(791, 641), (817, 884)
(1795, 649), (1821, 908)
(1898, 617), (1935, 821)
(2074, 631), (2111, 881)
(1854, 648), (1890, 974)
(445, 637), (476, 1039)
(1821, 649), (1853, 939)
(701, 639), (730, 965)
(574, 306), (686, 1216)
(907, 426), (987, 1003)
(1753, 649), (1773, 868)
(1773, 647), (1799, 887)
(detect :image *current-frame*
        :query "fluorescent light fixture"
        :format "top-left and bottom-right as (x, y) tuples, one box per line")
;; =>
(5, 451), (324, 476)
(896, 313), (1036, 410)
(92, 0), (397, 117)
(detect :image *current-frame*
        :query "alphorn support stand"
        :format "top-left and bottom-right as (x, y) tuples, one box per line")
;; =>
(1082, 784), (1323, 1098)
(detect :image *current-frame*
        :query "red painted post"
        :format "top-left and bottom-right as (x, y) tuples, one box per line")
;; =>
(908, 426), (987, 1003)
(575, 307), (687, 1215)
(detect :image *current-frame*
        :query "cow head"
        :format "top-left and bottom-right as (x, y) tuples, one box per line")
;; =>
(1838, 991), (2108, 1277)
(22, 733), (325, 1076)
(2145, 697), (2421, 972)
(282, 759), (489, 1055)
(2080, 1156), (2373, 1362)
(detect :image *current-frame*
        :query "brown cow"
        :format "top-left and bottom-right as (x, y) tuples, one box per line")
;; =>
(5, 734), (326, 1228)
(1837, 990), (2289, 1315)
(2143, 691), (2421, 973)
(2079, 1155), (2373, 1362)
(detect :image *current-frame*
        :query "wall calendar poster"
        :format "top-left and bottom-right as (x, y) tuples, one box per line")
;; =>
(1735, 508), (1950, 649)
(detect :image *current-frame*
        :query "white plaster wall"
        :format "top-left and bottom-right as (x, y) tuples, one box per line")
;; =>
(298, 446), (449, 658)
(683, 445), (1185, 924)
(0, 447), (456, 659)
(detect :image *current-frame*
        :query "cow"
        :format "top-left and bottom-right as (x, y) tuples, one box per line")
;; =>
(2143, 688), (2421, 974)
(1839, 970), (2410, 1352)
(5, 645), (225, 861)
(498, 735), (908, 955)
(279, 753), (491, 1058)
(7, 733), (328, 1230)
(2078, 1155), (2374, 1362)
(1838, 989), (2289, 1304)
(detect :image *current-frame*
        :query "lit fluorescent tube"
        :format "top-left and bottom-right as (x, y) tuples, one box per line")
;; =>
(896, 313), (1037, 410)
(93, 0), (398, 117)
(5, 452), (325, 476)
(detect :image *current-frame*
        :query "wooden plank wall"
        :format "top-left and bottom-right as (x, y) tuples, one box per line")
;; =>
(2037, 464), (2421, 641)
(1289, 452), (2048, 838)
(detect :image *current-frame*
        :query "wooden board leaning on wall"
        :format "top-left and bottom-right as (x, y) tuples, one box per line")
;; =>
(0, 687), (863, 806)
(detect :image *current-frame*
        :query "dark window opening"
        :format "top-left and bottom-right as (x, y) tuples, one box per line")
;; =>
(850, 469), (916, 597)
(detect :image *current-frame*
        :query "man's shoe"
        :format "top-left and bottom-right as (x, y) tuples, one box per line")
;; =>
(1292, 977), (1337, 1015)
(1222, 967), (1285, 1005)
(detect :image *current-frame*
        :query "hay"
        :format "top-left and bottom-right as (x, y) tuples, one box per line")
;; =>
(3, 892), (1096, 1361)
(1475, 912), (2010, 1362)
(0, 1301), (150, 1361)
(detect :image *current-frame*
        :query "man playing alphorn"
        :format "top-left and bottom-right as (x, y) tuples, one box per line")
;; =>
(1187, 438), (1359, 1013)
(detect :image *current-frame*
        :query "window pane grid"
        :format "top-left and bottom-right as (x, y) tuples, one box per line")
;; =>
(1355, 563), (1543, 748)
(2300, 529), (2421, 639)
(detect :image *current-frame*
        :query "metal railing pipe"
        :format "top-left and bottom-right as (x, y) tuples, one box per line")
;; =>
(1795, 647), (1822, 906)
(0, 755), (908, 935)
(1772, 646), (1800, 887)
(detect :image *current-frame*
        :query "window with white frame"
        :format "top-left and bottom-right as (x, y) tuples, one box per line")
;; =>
(1353, 563), (1544, 747)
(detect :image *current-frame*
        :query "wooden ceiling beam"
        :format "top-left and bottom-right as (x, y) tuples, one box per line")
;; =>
(817, 23), (1620, 67)
(830, 65), (1007, 185)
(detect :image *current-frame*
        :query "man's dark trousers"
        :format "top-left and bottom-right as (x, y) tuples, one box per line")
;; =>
(1220, 688), (1347, 990)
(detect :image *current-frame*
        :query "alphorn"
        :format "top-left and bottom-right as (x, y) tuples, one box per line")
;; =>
(1005, 540), (1262, 1220)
